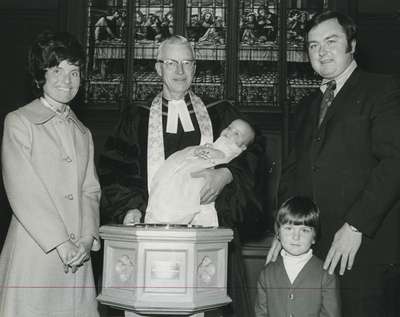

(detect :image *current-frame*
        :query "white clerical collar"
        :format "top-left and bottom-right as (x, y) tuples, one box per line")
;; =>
(320, 60), (357, 96)
(166, 98), (195, 133)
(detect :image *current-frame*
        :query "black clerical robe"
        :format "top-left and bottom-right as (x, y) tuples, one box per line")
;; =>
(99, 95), (269, 317)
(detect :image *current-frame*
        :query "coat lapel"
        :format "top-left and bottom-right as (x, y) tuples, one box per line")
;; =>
(320, 68), (362, 129)
(312, 68), (362, 157)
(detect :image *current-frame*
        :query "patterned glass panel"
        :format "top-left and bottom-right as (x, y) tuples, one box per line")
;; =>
(186, 0), (227, 100)
(85, 0), (128, 105)
(238, 0), (279, 109)
(132, 0), (174, 102)
(287, 0), (327, 112)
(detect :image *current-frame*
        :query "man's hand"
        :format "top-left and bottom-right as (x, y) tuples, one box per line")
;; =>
(123, 209), (142, 225)
(266, 236), (282, 264)
(191, 167), (233, 204)
(324, 222), (362, 275)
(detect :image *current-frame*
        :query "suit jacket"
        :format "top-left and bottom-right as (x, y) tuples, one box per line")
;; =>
(279, 68), (400, 266)
(255, 255), (341, 317)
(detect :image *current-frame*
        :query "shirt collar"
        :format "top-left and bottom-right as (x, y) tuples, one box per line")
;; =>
(320, 60), (357, 96)
(281, 248), (313, 263)
(21, 98), (86, 134)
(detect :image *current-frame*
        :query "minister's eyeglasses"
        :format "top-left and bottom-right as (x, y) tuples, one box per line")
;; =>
(157, 59), (196, 71)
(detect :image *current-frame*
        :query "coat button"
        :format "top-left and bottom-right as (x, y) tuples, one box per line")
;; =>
(69, 233), (76, 240)
(64, 156), (72, 163)
(315, 136), (321, 142)
(289, 293), (294, 300)
(65, 194), (73, 200)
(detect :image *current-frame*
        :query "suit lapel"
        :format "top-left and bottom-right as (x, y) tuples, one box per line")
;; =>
(320, 68), (362, 129)
(312, 68), (362, 157)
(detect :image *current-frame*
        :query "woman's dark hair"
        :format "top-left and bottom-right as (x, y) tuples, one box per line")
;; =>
(28, 30), (85, 95)
(305, 10), (357, 51)
(275, 196), (321, 240)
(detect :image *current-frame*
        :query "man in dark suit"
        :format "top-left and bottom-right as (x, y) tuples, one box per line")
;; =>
(267, 10), (400, 317)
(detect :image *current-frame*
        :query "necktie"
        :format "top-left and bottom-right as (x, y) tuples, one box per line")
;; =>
(318, 80), (336, 126)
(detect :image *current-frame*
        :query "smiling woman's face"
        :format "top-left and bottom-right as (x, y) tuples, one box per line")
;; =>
(43, 60), (80, 106)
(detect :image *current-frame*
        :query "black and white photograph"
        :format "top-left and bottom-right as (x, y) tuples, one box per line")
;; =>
(0, 0), (399, 316)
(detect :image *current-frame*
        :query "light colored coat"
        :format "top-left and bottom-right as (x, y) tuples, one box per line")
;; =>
(0, 99), (101, 317)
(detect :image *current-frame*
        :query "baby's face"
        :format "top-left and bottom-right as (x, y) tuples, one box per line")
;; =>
(220, 120), (252, 149)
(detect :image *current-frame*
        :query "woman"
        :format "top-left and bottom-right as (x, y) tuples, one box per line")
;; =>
(0, 30), (101, 316)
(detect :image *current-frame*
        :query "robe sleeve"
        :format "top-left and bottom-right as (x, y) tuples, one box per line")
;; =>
(98, 106), (148, 224)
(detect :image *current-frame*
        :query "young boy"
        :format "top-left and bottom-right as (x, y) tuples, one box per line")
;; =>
(144, 118), (255, 226)
(255, 196), (341, 317)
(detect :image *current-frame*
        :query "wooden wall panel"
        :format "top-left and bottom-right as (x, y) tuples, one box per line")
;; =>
(0, 8), (60, 112)
(356, 14), (400, 74)
(0, 2), (61, 251)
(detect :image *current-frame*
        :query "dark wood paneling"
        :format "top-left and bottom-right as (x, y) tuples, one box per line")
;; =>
(57, 0), (87, 44)
(355, 14), (400, 74)
(0, 3), (61, 250)
(0, 8), (60, 112)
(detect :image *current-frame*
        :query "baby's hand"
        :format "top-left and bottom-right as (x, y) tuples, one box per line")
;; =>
(123, 209), (142, 225)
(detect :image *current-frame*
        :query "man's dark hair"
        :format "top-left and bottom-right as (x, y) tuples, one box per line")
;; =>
(305, 10), (357, 51)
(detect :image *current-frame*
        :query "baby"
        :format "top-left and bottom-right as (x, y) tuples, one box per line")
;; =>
(144, 118), (255, 226)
